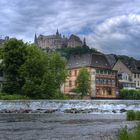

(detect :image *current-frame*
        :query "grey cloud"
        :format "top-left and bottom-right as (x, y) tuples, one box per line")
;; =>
(0, 0), (140, 58)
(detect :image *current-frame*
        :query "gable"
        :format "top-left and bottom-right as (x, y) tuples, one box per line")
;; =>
(113, 60), (132, 75)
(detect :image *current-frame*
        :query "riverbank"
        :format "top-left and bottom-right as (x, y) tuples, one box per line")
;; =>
(0, 113), (137, 140)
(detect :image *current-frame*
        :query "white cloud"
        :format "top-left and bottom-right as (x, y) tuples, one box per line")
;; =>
(87, 14), (140, 59)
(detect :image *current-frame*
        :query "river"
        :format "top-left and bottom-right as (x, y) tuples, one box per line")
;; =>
(0, 100), (139, 140)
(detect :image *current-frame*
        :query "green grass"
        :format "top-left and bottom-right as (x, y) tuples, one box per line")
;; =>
(127, 110), (140, 121)
(117, 123), (140, 140)
(127, 110), (136, 121)
(119, 89), (140, 99)
(0, 93), (29, 100)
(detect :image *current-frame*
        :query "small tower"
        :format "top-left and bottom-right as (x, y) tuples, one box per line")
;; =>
(56, 29), (59, 36)
(34, 33), (38, 45)
(83, 37), (87, 46)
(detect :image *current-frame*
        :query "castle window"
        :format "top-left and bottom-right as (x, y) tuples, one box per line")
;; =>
(74, 70), (77, 76)
(69, 71), (72, 76)
(69, 80), (72, 87)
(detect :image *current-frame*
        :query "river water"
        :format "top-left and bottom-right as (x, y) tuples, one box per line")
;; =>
(0, 100), (139, 140)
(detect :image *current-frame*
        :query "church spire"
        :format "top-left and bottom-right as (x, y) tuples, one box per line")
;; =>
(83, 37), (86, 46)
(34, 33), (38, 45)
(56, 29), (59, 36)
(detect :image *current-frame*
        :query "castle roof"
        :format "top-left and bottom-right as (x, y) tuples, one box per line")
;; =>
(69, 34), (82, 43)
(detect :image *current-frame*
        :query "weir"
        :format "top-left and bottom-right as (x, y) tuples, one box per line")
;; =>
(0, 100), (140, 114)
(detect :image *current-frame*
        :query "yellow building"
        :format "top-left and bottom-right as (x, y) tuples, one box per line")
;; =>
(63, 53), (118, 98)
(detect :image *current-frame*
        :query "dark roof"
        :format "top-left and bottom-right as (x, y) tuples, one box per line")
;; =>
(67, 53), (111, 69)
(91, 53), (111, 69)
(68, 53), (91, 69)
(121, 59), (140, 73)
(105, 54), (117, 68)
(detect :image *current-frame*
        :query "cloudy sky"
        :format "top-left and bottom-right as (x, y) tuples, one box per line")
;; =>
(1, 0), (140, 59)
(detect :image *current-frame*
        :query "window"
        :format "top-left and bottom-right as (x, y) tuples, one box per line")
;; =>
(96, 79), (99, 84)
(100, 79), (103, 84)
(100, 70), (103, 74)
(74, 70), (77, 76)
(108, 79), (111, 85)
(108, 88), (112, 95)
(103, 79), (107, 85)
(96, 69), (100, 74)
(138, 81), (140, 86)
(69, 71), (72, 76)
(112, 80), (115, 85)
(134, 73), (136, 78)
(69, 80), (72, 87)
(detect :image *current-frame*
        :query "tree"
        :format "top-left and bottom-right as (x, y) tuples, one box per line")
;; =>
(2, 38), (68, 99)
(20, 46), (68, 99)
(2, 38), (27, 94)
(76, 68), (90, 98)
(20, 45), (47, 98)
(41, 52), (68, 99)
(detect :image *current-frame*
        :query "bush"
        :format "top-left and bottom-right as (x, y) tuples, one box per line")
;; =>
(126, 110), (140, 121)
(135, 111), (140, 120)
(119, 89), (140, 99)
(53, 91), (69, 100)
(127, 110), (135, 121)
(117, 123), (140, 140)
(117, 126), (129, 140)
(0, 93), (29, 100)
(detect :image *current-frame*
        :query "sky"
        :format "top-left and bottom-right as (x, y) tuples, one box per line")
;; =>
(0, 0), (140, 59)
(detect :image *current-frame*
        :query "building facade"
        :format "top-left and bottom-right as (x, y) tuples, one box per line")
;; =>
(63, 53), (118, 98)
(34, 30), (83, 49)
(113, 59), (140, 89)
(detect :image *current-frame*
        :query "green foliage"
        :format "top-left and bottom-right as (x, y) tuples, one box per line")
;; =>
(117, 123), (140, 140)
(1, 39), (68, 99)
(20, 46), (68, 99)
(119, 89), (140, 99)
(135, 111), (140, 120)
(0, 93), (29, 100)
(56, 47), (99, 59)
(126, 110), (140, 121)
(116, 55), (136, 62)
(117, 126), (129, 140)
(20, 45), (47, 98)
(127, 110), (136, 121)
(2, 38), (27, 94)
(76, 68), (90, 98)
(70, 88), (80, 93)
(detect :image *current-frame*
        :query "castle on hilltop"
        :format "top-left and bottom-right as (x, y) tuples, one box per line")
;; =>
(34, 30), (86, 49)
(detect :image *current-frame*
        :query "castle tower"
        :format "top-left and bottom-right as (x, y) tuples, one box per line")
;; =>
(56, 29), (59, 36)
(34, 33), (38, 45)
(83, 37), (87, 46)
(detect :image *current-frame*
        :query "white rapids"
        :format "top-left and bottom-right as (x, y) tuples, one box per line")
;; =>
(0, 100), (140, 114)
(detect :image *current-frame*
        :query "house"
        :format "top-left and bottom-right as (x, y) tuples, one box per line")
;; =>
(63, 53), (118, 98)
(113, 59), (140, 89)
